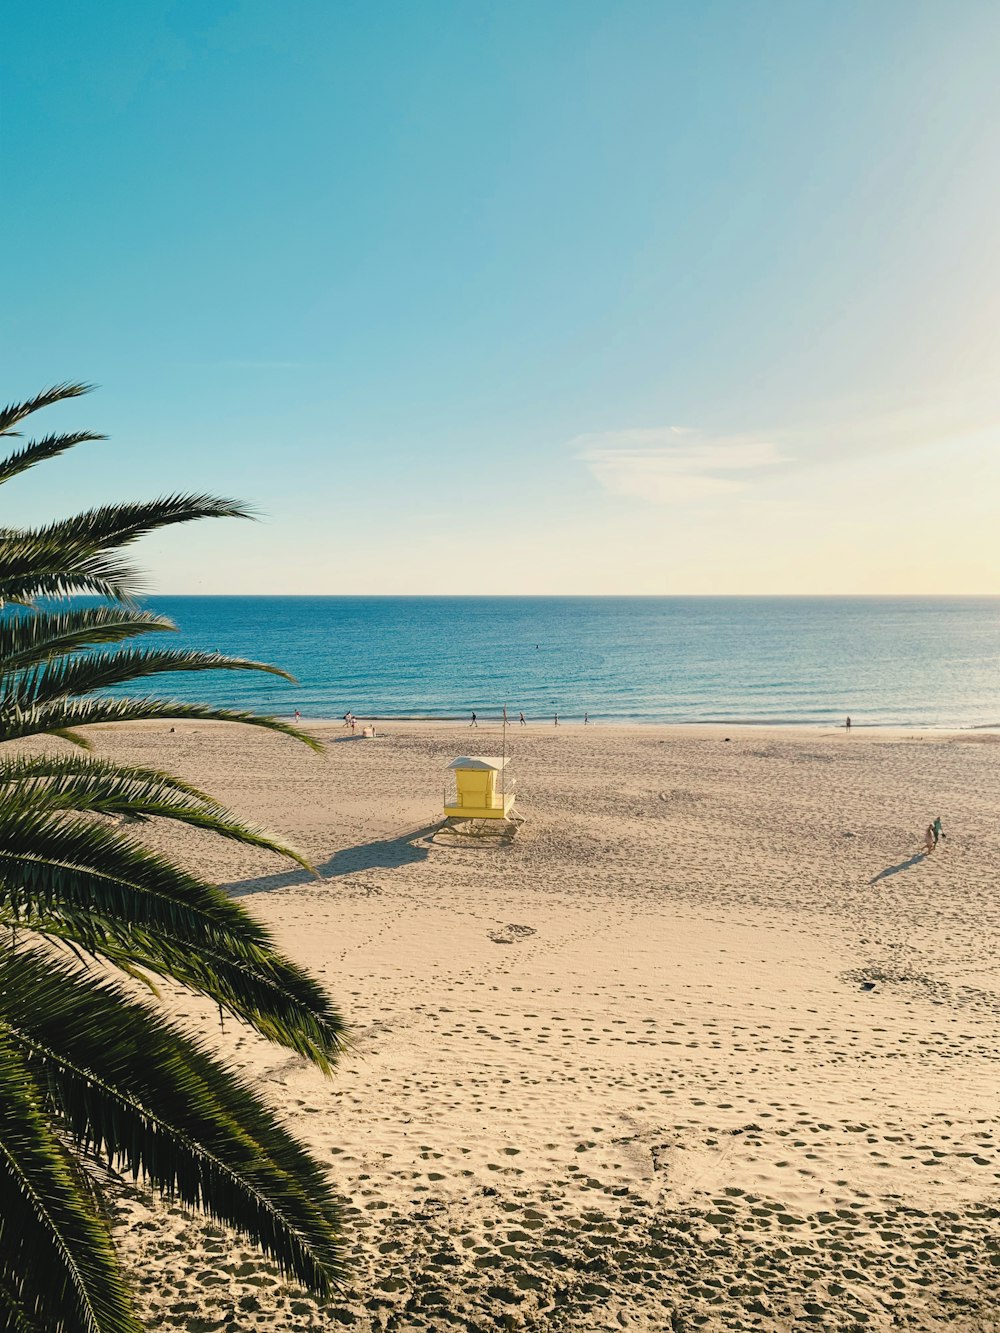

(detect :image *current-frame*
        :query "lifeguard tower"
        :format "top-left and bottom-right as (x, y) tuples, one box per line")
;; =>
(443, 756), (518, 823)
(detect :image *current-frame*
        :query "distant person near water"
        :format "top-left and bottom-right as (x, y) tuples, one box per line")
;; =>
(584, 712), (589, 725)
(294, 709), (301, 722)
(554, 713), (559, 726)
(519, 712), (526, 726)
(470, 711), (478, 727)
(846, 715), (851, 731)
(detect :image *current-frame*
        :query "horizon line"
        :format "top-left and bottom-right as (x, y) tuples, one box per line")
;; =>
(127, 591), (1000, 599)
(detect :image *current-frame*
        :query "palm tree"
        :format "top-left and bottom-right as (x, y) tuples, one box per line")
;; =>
(0, 384), (346, 1332)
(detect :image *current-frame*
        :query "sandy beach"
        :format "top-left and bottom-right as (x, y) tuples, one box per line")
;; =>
(72, 720), (999, 1331)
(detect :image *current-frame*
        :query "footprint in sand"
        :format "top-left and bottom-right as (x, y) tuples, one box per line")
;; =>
(488, 924), (537, 945)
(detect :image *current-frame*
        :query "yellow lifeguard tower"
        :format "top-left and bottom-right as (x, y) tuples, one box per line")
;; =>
(443, 756), (517, 822)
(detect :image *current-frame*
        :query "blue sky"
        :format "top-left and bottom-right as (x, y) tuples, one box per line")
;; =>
(3, 0), (1000, 592)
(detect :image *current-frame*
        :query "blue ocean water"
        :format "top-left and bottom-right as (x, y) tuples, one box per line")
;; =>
(90, 596), (1000, 728)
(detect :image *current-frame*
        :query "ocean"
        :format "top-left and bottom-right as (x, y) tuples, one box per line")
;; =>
(87, 596), (1000, 728)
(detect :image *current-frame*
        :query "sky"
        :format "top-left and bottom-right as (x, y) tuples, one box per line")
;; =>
(3, 0), (1000, 594)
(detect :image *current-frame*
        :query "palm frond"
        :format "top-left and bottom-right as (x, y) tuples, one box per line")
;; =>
(0, 432), (106, 489)
(0, 382), (348, 1316)
(2, 948), (344, 1292)
(0, 495), (254, 604)
(0, 1033), (141, 1333)
(0, 1271), (47, 1333)
(0, 534), (139, 605)
(0, 809), (344, 1067)
(48, 728), (94, 750)
(0, 754), (312, 866)
(5, 647), (295, 713)
(0, 695), (321, 750)
(0, 383), (92, 440)
(0, 607), (177, 673)
(26, 495), (255, 551)
(0, 753), (215, 802)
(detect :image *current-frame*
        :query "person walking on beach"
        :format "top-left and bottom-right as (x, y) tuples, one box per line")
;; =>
(294, 709), (301, 722)
(519, 712), (526, 726)
(932, 816), (944, 848)
(554, 713), (559, 726)
(924, 822), (936, 855)
(470, 711), (478, 727)
(846, 715), (851, 732)
(584, 712), (589, 725)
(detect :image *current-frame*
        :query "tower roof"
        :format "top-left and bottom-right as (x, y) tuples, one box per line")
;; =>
(447, 756), (510, 771)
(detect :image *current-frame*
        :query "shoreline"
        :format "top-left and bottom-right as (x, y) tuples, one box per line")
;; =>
(91, 716), (1000, 738)
(312, 716), (1000, 733)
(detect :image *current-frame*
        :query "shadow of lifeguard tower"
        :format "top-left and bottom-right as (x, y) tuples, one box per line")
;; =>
(441, 755), (522, 839)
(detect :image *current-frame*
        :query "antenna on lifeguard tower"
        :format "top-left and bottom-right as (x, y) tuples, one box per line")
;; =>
(501, 699), (508, 803)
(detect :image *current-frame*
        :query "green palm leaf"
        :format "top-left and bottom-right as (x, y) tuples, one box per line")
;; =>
(0, 695), (321, 750)
(0, 753), (307, 859)
(2, 948), (343, 1292)
(6, 646), (295, 711)
(0, 607), (177, 672)
(0, 1272), (46, 1333)
(0, 752), (216, 802)
(0, 383), (348, 1324)
(0, 1032), (141, 1333)
(0, 383), (92, 444)
(0, 497), (252, 605)
(0, 809), (344, 1067)
(0, 432), (106, 489)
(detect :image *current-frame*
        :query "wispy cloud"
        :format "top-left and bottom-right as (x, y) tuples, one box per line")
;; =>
(574, 427), (787, 502)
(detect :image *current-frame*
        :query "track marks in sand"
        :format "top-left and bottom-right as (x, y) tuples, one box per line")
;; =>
(93, 722), (1000, 1330)
(117, 1181), (1000, 1332)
